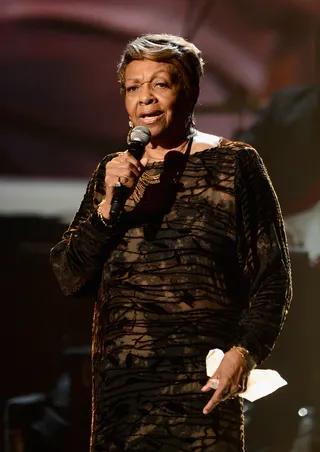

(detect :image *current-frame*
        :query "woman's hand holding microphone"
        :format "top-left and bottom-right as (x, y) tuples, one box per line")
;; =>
(98, 152), (148, 220)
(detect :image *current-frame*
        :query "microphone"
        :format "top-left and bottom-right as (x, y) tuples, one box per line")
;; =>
(109, 125), (151, 222)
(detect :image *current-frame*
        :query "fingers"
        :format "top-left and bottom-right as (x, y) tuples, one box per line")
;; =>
(239, 373), (248, 393)
(201, 377), (219, 392)
(102, 152), (149, 215)
(109, 159), (141, 182)
(105, 152), (142, 190)
(201, 377), (243, 415)
(202, 379), (230, 414)
(201, 349), (251, 414)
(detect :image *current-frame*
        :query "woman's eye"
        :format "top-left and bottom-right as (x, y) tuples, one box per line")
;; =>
(126, 86), (139, 93)
(155, 82), (167, 88)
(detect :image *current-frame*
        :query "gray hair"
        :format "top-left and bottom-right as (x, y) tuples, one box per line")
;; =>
(117, 33), (204, 109)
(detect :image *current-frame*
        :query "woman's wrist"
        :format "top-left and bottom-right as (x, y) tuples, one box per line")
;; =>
(90, 202), (116, 231)
(97, 203), (111, 223)
(230, 345), (257, 370)
(96, 198), (113, 222)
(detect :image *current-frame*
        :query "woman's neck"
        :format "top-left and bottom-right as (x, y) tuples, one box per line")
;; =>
(144, 132), (189, 162)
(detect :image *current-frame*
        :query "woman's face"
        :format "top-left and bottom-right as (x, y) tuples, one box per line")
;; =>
(124, 59), (191, 142)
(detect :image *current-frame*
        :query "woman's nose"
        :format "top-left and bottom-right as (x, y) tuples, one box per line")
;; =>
(138, 84), (155, 105)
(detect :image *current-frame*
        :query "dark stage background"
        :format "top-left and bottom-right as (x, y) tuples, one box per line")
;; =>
(1, 1), (320, 451)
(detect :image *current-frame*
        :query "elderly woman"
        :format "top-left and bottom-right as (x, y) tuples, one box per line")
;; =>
(50, 34), (292, 451)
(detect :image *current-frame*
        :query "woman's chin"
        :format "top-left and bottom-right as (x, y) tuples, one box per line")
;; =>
(145, 126), (166, 141)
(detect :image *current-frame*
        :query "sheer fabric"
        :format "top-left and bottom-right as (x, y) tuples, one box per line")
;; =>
(51, 139), (292, 451)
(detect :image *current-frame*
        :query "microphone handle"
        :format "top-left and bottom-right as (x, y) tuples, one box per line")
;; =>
(109, 141), (145, 222)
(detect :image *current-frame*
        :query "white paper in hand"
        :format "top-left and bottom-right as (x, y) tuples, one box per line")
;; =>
(206, 348), (287, 402)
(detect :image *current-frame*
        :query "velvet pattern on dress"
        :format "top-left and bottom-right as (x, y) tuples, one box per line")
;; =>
(50, 139), (292, 452)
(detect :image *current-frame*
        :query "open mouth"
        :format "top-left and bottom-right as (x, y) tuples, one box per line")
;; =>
(140, 111), (163, 123)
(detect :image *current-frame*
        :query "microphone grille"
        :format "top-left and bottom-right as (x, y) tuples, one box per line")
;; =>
(130, 126), (151, 145)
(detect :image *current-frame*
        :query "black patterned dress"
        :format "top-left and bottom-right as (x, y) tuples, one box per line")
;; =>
(50, 138), (292, 452)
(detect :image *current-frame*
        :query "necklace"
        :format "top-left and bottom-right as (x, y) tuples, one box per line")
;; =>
(132, 138), (193, 204)
(132, 169), (161, 204)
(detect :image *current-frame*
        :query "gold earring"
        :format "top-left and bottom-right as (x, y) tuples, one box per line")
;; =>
(127, 119), (134, 144)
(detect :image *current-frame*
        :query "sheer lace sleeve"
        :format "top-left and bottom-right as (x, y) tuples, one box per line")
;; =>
(235, 146), (292, 365)
(50, 153), (119, 297)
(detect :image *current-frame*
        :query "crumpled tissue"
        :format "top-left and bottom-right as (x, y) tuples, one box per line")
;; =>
(206, 348), (287, 402)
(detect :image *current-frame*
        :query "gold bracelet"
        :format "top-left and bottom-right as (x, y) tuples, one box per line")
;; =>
(96, 205), (111, 227)
(231, 346), (257, 369)
(231, 345), (249, 359)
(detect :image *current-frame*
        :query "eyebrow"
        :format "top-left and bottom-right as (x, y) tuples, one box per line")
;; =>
(125, 70), (170, 82)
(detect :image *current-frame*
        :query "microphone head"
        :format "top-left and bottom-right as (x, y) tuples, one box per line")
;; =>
(130, 126), (151, 145)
